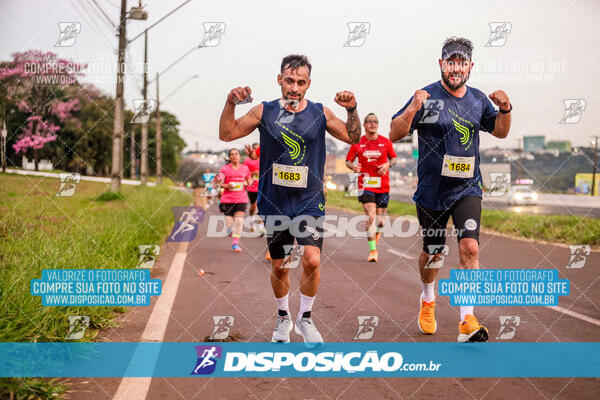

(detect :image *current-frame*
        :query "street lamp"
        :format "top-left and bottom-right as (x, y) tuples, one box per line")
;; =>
(127, 0), (194, 185)
(110, 0), (148, 192)
(127, 5), (148, 20)
(112, 0), (192, 191)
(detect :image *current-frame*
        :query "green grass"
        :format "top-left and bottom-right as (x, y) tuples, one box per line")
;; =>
(0, 378), (69, 400)
(326, 190), (600, 246)
(93, 190), (124, 202)
(0, 173), (191, 398)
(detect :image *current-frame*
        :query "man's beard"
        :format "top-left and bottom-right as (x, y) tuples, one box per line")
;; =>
(282, 93), (301, 109)
(441, 70), (470, 90)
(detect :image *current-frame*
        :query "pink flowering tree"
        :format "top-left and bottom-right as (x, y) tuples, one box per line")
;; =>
(0, 50), (86, 170)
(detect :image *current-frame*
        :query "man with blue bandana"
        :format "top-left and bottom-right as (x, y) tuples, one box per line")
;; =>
(390, 37), (512, 342)
(219, 54), (361, 345)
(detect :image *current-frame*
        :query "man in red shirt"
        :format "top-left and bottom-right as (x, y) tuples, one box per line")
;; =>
(346, 113), (397, 262)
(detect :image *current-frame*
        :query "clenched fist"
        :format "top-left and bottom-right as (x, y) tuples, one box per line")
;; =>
(489, 90), (511, 112)
(409, 90), (430, 111)
(227, 86), (253, 106)
(334, 91), (357, 110)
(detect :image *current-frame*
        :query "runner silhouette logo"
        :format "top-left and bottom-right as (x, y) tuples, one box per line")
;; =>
(420, 100), (444, 124)
(168, 207), (205, 242)
(191, 345), (222, 375)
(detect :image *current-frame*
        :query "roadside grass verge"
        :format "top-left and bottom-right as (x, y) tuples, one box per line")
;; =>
(0, 173), (191, 398)
(326, 190), (599, 246)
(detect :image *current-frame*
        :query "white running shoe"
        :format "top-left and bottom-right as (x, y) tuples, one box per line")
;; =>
(294, 314), (324, 348)
(271, 314), (293, 343)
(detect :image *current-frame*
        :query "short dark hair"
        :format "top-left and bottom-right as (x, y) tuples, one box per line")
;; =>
(364, 113), (378, 123)
(228, 148), (239, 158)
(442, 36), (473, 59)
(281, 54), (312, 76)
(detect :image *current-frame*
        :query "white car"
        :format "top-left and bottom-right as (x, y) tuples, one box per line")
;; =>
(507, 186), (538, 205)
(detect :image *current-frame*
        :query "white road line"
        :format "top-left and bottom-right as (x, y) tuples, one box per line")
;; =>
(142, 251), (188, 341)
(545, 305), (600, 327)
(113, 249), (189, 399)
(386, 248), (416, 260)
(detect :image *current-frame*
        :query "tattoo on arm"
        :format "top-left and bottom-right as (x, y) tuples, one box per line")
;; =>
(346, 108), (361, 143)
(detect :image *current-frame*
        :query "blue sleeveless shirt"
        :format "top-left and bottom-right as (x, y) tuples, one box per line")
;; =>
(257, 99), (327, 218)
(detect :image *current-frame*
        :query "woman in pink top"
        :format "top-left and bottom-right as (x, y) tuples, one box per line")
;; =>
(216, 148), (253, 252)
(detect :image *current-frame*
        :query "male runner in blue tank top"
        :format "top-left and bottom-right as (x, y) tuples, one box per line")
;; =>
(390, 37), (512, 342)
(219, 54), (361, 345)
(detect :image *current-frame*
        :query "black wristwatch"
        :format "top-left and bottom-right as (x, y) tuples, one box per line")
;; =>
(499, 103), (512, 114)
(346, 105), (357, 113)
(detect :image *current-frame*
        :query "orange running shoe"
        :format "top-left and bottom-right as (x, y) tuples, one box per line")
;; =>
(375, 231), (381, 244)
(367, 250), (378, 262)
(458, 314), (489, 342)
(417, 294), (437, 334)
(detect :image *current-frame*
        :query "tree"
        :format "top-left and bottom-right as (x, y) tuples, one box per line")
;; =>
(122, 110), (186, 181)
(54, 84), (114, 175)
(0, 50), (85, 170)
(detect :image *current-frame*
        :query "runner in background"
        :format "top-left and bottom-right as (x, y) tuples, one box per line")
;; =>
(244, 143), (265, 235)
(247, 145), (272, 260)
(215, 148), (253, 252)
(346, 112), (397, 262)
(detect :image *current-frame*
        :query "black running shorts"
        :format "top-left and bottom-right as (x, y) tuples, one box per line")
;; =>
(416, 195), (481, 254)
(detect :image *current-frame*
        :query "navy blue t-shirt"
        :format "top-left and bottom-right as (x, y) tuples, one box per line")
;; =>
(392, 80), (498, 210)
(257, 99), (327, 218)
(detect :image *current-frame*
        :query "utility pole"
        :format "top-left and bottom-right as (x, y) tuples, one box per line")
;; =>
(127, 2), (196, 185)
(140, 29), (149, 185)
(1, 102), (6, 173)
(156, 72), (162, 185)
(129, 120), (136, 178)
(592, 136), (598, 196)
(111, 0), (127, 192)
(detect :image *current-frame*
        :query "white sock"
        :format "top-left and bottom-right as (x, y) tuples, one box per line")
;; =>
(460, 305), (474, 321)
(299, 293), (315, 318)
(275, 293), (289, 314)
(421, 281), (435, 302)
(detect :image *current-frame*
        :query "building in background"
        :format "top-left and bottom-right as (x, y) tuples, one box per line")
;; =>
(523, 136), (545, 153)
(546, 141), (572, 153)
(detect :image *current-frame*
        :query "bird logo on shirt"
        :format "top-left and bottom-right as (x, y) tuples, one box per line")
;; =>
(448, 108), (475, 151)
(277, 122), (306, 165)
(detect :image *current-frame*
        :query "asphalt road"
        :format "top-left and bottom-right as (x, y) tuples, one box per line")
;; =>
(69, 201), (600, 400)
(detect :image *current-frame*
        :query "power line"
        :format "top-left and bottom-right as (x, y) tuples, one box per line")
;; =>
(70, 0), (115, 50)
(128, 0), (194, 43)
(100, 0), (120, 9)
(80, 0), (114, 32)
(89, 0), (117, 28)
(161, 75), (199, 104)
(149, 45), (203, 83)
